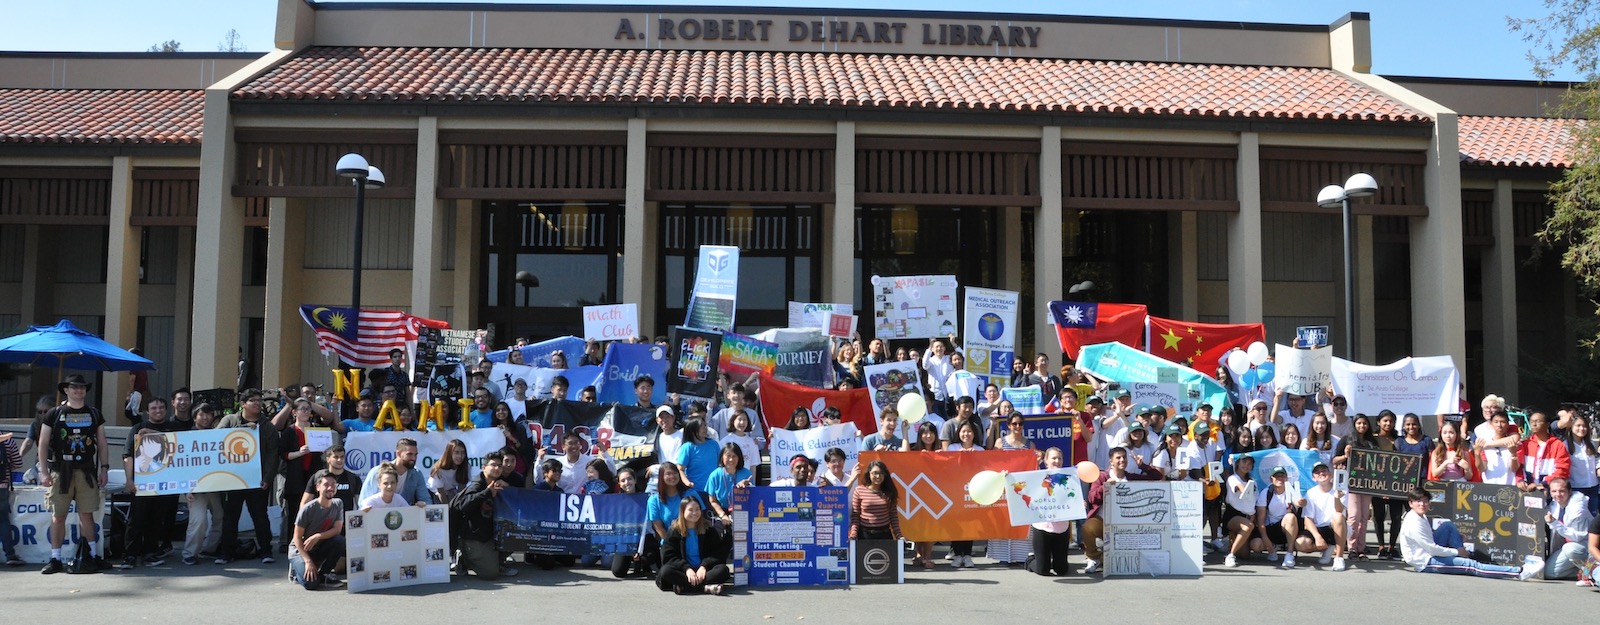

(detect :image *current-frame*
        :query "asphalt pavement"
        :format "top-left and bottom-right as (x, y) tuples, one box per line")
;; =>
(5, 546), (1593, 623)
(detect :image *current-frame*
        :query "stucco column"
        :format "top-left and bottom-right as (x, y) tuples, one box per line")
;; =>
(1001, 206), (1023, 292)
(1036, 127), (1064, 357)
(171, 226), (194, 389)
(1172, 211), (1199, 320)
(411, 117), (444, 320)
(1357, 214), (1377, 361)
(1481, 179), (1517, 396)
(825, 121), (856, 305)
(1228, 132), (1264, 323)
(623, 118), (649, 332)
(263, 197), (304, 388)
(1410, 114), (1468, 373)
(451, 199), (476, 328)
(190, 89), (245, 389)
(103, 156), (140, 415)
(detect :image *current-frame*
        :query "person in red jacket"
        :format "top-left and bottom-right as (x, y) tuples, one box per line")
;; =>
(1518, 411), (1571, 494)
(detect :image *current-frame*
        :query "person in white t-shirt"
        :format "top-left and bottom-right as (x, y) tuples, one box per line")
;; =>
(359, 465), (413, 511)
(1252, 466), (1303, 568)
(1476, 409), (1519, 486)
(1293, 463), (1348, 571)
(1244, 399), (1277, 438)
(1223, 454), (1258, 567)
(1273, 390), (1314, 436)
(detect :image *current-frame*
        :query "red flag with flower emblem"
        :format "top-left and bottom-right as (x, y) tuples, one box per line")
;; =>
(1146, 316), (1264, 371)
(1050, 301), (1147, 360)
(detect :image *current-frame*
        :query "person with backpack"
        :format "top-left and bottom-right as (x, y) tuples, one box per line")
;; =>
(36, 374), (110, 574)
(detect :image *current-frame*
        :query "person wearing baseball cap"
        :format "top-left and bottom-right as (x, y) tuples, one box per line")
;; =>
(1119, 421), (1157, 478)
(37, 373), (110, 574)
(1245, 398), (1276, 438)
(1252, 465), (1303, 568)
(1152, 423), (1199, 481)
(1293, 462), (1349, 571)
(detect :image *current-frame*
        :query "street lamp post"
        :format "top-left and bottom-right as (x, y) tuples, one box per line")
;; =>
(1316, 173), (1378, 362)
(514, 270), (540, 306)
(336, 153), (385, 367)
(1068, 280), (1095, 301)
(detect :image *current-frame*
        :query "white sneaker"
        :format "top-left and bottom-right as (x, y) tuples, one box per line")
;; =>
(1081, 559), (1101, 574)
(1319, 548), (1333, 565)
(1281, 554), (1296, 569)
(1266, 551), (1279, 562)
(1519, 556), (1544, 581)
(1332, 557), (1347, 572)
(1224, 554), (1238, 568)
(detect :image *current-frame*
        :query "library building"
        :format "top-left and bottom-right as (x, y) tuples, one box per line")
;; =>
(0, 1), (1581, 415)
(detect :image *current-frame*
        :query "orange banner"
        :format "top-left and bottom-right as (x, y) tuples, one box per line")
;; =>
(859, 450), (1037, 542)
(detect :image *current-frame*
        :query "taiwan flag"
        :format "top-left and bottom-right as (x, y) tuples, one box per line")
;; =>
(1146, 316), (1264, 371)
(1050, 301), (1146, 360)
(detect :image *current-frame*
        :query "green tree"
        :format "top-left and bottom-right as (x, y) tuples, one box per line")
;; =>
(1512, 2), (1600, 353)
(147, 39), (182, 53)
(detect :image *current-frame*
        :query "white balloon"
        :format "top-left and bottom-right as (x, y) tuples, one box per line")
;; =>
(1247, 342), (1270, 366)
(1226, 350), (1250, 375)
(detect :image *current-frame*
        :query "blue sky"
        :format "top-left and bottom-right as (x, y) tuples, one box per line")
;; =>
(0, 0), (1581, 81)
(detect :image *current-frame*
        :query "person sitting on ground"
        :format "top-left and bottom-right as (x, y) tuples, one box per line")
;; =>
(451, 450), (518, 579)
(1253, 466), (1304, 569)
(657, 497), (732, 595)
(1294, 462), (1349, 571)
(635, 462), (697, 576)
(290, 473), (347, 590)
(1543, 477), (1594, 580)
(1398, 486), (1540, 580)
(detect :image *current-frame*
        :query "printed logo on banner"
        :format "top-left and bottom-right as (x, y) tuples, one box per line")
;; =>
(896, 472), (954, 519)
(707, 249), (732, 274)
(977, 313), (1004, 341)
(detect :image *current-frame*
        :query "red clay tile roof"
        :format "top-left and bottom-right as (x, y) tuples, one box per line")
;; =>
(234, 47), (1427, 122)
(0, 89), (204, 145)
(1458, 115), (1580, 168)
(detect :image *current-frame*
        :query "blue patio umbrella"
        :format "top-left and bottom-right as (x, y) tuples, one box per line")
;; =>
(0, 319), (156, 379)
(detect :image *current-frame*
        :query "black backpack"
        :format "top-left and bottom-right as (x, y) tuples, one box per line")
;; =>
(65, 538), (95, 574)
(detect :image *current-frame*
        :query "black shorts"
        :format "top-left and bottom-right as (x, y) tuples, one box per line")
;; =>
(1299, 525), (1338, 543)
(1222, 506), (1251, 526)
(1263, 523), (1291, 546)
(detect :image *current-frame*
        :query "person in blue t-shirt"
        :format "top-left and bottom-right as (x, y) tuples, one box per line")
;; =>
(675, 418), (721, 495)
(703, 444), (753, 521)
(860, 408), (905, 452)
(467, 388), (495, 429)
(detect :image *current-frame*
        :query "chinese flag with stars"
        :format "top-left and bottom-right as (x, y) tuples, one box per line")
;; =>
(1146, 316), (1265, 370)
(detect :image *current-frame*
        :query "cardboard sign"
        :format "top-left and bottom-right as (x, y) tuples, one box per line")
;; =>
(851, 538), (905, 584)
(732, 486), (851, 587)
(1104, 481), (1204, 577)
(1002, 468), (1087, 525)
(863, 360), (923, 419)
(1347, 448), (1425, 498)
(667, 326), (721, 397)
(827, 313), (855, 339)
(1422, 480), (1547, 567)
(719, 332), (778, 379)
(1296, 325), (1329, 348)
(132, 429), (262, 496)
(344, 505), (451, 593)
(583, 304), (639, 342)
(685, 245), (739, 332)
(1274, 344), (1332, 396)
(788, 302), (853, 329)
(1331, 355), (1460, 417)
(304, 427), (334, 453)
(871, 274), (958, 340)
(962, 287), (1019, 387)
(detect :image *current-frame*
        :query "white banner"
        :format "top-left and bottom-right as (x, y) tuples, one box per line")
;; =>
(871, 274), (958, 340)
(962, 287), (1019, 388)
(1103, 481), (1204, 577)
(1127, 382), (1179, 410)
(583, 303), (639, 342)
(787, 302), (853, 329)
(344, 504), (451, 593)
(9, 487), (103, 563)
(767, 423), (859, 481)
(863, 360), (923, 419)
(1330, 356), (1460, 417)
(343, 430), (504, 482)
(1274, 344), (1332, 396)
(1002, 468), (1087, 525)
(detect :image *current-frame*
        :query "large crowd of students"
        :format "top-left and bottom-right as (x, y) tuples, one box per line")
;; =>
(4, 336), (1598, 596)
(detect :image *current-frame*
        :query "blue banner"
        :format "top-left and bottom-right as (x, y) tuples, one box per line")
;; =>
(1001, 385), (1044, 415)
(733, 486), (850, 587)
(1019, 413), (1073, 465)
(1076, 342), (1230, 416)
(1230, 448), (1322, 494)
(685, 245), (740, 332)
(487, 335), (588, 368)
(595, 343), (669, 405)
(495, 489), (651, 556)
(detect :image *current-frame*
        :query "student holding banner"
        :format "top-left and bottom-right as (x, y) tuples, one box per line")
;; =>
(1081, 447), (1158, 574)
(945, 420), (985, 568)
(277, 400), (325, 556)
(990, 414), (1035, 566)
(1333, 414), (1378, 560)
(452, 450), (517, 579)
(1029, 448), (1073, 576)
(849, 460), (903, 541)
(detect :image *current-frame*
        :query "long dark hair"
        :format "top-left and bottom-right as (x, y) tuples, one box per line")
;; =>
(431, 438), (470, 486)
(1568, 414), (1599, 458)
(657, 461), (687, 498)
(910, 421), (940, 451)
(863, 460), (898, 509)
(1351, 414), (1377, 448)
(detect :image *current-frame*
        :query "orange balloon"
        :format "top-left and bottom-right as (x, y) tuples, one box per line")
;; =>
(1075, 461), (1101, 483)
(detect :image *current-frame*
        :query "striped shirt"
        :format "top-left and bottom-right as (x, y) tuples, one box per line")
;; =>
(850, 484), (901, 538)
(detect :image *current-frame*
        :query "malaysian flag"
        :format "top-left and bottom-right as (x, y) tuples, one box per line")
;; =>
(299, 305), (445, 367)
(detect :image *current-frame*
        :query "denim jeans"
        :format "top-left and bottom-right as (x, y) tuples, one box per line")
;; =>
(0, 488), (18, 560)
(1419, 520), (1521, 579)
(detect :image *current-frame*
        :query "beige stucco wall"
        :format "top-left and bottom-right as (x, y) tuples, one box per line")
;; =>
(0, 54), (259, 89)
